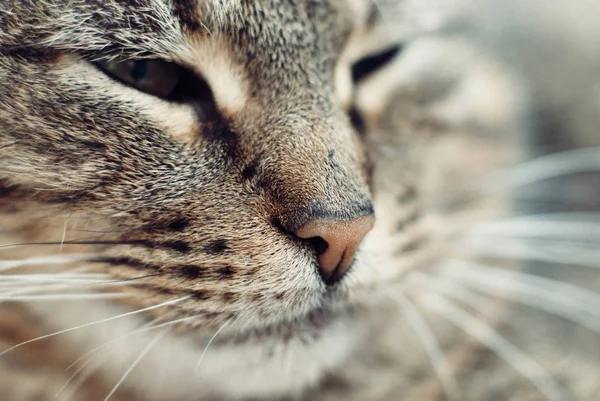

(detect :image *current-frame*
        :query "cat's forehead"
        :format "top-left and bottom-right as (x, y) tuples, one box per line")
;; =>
(4, 0), (366, 53)
(177, 0), (368, 37)
(4, 0), (368, 112)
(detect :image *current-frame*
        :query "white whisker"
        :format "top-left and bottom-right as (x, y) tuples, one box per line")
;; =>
(480, 147), (600, 193)
(60, 214), (73, 252)
(0, 279), (109, 290)
(0, 254), (93, 273)
(459, 236), (600, 268)
(66, 314), (200, 373)
(0, 293), (131, 302)
(1, 281), (130, 298)
(0, 272), (116, 297)
(195, 317), (236, 374)
(104, 329), (168, 401)
(0, 296), (190, 357)
(0, 273), (108, 282)
(418, 292), (568, 401)
(469, 213), (600, 242)
(436, 260), (600, 332)
(396, 291), (460, 400)
(0, 277), (110, 290)
(407, 271), (490, 307)
(56, 353), (105, 401)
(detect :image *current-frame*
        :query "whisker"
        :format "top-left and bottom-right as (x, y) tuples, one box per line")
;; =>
(0, 240), (138, 250)
(417, 291), (568, 401)
(72, 228), (139, 234)
(60, 214), (73, 252)
(469, 213), (600, 243)
(106, 271), (179, 283)
(104, 329), (168, 401)
(0, 281), (130, 298)
(0, 239), (190, 253)
(0, 140), (20, 151)
(65, 316), (165, 372)
(0, 271), (175, 298)
(0, 274), (108, 288)
(1, 270), (185, 299)
(195, 315), (240, 374)
(407, 272), (491, 310)
(459, 236), (600, 268)
(436, 260), (600, 332)
(433, 148), (600, 211)
(396, 291), (460, 400)
(480, 147), (600, 193)
(0, 254), (94, 273)
(0, 272), (107, 278)
(0, 293), (132, 302)
(56, 353), (106, 401)
(66, 314), (201, 373)
(0, 296), (190, 357)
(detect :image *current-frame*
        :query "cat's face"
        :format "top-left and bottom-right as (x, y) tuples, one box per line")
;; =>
(0, 0), (398, 397)
(2, 1), (600, 401)
(1, 0), (375, 313)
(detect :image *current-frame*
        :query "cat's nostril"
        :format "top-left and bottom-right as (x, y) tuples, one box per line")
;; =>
(307, 236), (329, 255)
(295, 214), (375, 285)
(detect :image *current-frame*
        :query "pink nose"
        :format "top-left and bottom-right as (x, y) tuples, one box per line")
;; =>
(295, 214), (375, 285)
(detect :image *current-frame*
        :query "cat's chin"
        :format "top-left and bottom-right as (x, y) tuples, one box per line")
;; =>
(188, 312), (365, 399)
(31, 299), (364, 400)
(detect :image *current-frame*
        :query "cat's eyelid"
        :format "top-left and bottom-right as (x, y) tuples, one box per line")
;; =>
(92, 58), (184, 99)
(351, 45), (402, 84)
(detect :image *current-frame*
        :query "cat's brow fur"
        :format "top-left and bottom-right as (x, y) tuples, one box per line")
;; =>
(1, 0), (600, 400)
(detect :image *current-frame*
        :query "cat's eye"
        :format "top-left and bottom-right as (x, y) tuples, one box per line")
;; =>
(347, 45), (402, 134)
(95, 59), (182, 99)
(93, 57), (219, 121)
(351, 45), (402, 83)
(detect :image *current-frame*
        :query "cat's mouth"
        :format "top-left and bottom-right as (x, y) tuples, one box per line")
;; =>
(212, 256), (367, 345)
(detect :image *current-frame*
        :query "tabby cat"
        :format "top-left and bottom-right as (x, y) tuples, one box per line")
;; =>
(1, 0), (599, 400)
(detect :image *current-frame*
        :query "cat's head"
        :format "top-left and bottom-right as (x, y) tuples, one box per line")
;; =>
(0, 0), (399, 397)
(1, 0), (380, 315)
(0, 0), (550, 399)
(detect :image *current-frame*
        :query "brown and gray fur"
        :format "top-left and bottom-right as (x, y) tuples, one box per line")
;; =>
(1, 0), (600, 400)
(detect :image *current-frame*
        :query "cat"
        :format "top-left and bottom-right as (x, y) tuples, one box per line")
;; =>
(1, 0), (599, 400)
